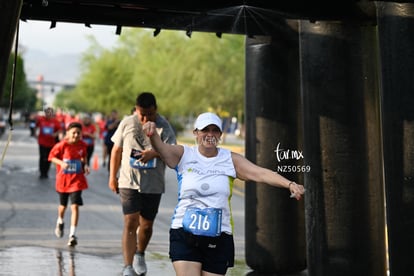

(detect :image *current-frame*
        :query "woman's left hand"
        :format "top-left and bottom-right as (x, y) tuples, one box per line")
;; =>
(289, 182), (305, 200)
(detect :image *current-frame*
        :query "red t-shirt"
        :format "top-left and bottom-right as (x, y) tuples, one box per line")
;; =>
(82, 123), (97, 146)
(36, 116), (62, 147)
(96, 118), (106, 139)
(48, 139), (89, 193)
(65, 115), (81, 130)
(55, 112), (66, 130)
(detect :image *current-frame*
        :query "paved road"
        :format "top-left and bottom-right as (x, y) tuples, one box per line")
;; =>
(0, 127), (249, 275)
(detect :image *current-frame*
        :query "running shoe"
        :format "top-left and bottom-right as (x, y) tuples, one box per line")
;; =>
(133, 252), (147, 275)
(67, 235), (77, 247)
(54, 223), (64, 238)
(122, 265), (138, 276)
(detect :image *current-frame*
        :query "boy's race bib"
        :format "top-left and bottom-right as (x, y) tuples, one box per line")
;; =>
(62, 159), (82, 174)
(83, 137), (93, 145)
(182, 207), (222, 237)
(129, 149), (156, 169)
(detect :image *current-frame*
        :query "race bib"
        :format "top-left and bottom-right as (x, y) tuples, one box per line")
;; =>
(62, 159), (82, 174)
(182, 207), (222, 237)
(129, 149), (156, 169)
(83, 137), (93, 145)
(42, 126), (53, 135)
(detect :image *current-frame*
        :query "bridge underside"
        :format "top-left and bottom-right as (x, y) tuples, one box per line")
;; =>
(20, 1), (377, 36)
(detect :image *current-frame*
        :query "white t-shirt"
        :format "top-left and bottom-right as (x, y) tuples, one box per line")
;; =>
(172, 145), (236, 234)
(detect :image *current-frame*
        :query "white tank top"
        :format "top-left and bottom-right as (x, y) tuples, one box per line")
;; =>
(171, 145), (237, 234)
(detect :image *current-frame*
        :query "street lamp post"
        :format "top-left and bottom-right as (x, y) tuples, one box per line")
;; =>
(36, 74), (44, 110)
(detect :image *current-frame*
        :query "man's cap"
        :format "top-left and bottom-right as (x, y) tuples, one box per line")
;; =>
(194, 112), (222, 132)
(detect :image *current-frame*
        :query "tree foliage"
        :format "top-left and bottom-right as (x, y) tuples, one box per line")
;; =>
(59, 29), (245, 118)
(1, 53), (37, 111)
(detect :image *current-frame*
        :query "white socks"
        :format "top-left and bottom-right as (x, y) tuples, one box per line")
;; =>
(56, 218), (77, 237)
(69, 226), (76, 237)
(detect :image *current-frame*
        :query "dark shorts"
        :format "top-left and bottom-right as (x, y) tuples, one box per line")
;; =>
(169, 228), (235, 274)
(58, 191), (83, 206)
(119, 188), (162, 221)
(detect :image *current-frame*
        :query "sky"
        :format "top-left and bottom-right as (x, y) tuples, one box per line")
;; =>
(16, 20), (123, 88)
(18, 20), (120, 56)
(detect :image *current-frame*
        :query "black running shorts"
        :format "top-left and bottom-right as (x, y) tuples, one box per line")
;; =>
(169, 228), (235, 275)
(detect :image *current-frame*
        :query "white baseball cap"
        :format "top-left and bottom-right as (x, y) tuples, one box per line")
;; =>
(194, 112), (222, 132)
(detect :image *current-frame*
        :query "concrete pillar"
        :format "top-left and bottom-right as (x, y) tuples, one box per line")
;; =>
(299, 20), (386, 276)
(0, 0), (22, 99)
(245, 21), (306, 274)
(376, 3), (414, 275)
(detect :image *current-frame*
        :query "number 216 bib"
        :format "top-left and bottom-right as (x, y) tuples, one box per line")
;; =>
(182, 207), (222, 237)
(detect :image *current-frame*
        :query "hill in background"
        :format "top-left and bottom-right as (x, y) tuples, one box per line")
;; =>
(22, 48), (80, 85)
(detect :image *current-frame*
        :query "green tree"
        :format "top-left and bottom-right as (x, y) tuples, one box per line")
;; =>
(58, 29), (245, 119)
(65, 36), (136, 114)
(1, 53), (37, 111)
(54, 87), (79, 111)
